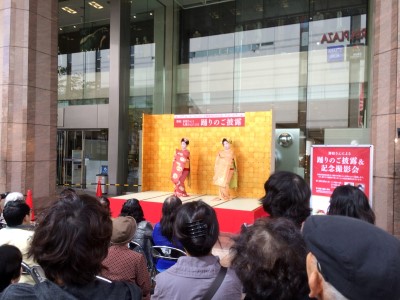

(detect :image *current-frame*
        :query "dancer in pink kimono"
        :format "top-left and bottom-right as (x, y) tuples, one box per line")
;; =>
(171, 138), (190, 197)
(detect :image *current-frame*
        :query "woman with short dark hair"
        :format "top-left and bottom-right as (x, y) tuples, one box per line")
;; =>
(231, 217), (311, 300)
(31, 194), (112, 285)
(261, 171), (311, 227)
(120, 198), (154, 269)
(173, 201), (219, 257)
(98, 196), (111, 216)
(152, 195), (184, 272)
(0, 194), (142, 300)
(328, 185), (375, 224)
(152, 201), (242, 300)
(120, 198), (146, 223)
(0, 245), (22, 292)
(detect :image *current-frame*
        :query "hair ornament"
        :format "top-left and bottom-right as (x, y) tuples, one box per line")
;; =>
(185, 220), (208, 238)
(222, 137), (233, 144)
(181, 137), (190, 145)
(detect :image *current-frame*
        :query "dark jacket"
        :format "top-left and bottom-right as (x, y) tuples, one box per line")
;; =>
(131, 220), (154, 270)
(0, 279), (141, 300)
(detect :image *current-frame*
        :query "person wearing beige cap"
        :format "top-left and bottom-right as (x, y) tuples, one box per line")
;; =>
(102, 216), (151, 300)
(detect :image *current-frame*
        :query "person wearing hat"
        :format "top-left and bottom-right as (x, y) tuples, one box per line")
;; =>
(303, 215), (400, 300)
(0, 192), (24, 226)
(101, 216), (151, 300)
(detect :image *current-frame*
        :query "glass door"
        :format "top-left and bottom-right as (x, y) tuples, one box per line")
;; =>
(57, 130), (84, 187)
(57, 130), (108, 190)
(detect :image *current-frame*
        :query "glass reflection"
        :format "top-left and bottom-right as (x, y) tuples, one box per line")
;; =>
(175, 0), (368, 133)
(128, 0), (166, 191)
(58, 0), (110, 106)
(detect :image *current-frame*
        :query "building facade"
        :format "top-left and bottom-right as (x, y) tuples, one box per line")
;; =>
(0, 0), (399, 235)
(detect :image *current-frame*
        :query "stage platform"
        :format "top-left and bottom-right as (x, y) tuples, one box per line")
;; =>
(109, 191), (267, 234)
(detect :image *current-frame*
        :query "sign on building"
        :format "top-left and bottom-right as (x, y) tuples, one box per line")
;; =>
(174, 113), (245, 128)
(310, 145), (373, 214)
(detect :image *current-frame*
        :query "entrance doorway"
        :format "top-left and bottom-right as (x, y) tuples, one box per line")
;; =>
(57, 130), (108, 191)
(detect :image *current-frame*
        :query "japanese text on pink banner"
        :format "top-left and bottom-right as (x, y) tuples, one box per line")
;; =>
(174, 113), (245, 128)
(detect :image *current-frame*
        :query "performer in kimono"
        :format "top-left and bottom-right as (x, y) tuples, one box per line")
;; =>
(213, 138), (237, 201)
(171, 138), (190, 197)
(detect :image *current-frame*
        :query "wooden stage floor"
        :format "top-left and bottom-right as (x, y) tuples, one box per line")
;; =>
(109, 191), (266, 234)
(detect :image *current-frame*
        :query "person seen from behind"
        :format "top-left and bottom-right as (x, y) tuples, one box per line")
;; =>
(0, 244), (22, 293)
(0, 192), (24, 227)
(101, 216), (151, 300)
(231, 217), (311, 300)
(303, 215), (400, 300)
(152, 200), (242, 300)
(152, 195), (184, 272)
(261, 171), (311, 228)
(98, 196), (111, 216)
(327, 185), (375, 224)
(0, 200), (34, 284)
(120, 198), (154, 269)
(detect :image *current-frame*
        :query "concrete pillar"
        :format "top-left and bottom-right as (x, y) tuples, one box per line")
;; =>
(371, 0), (400, 236)
(108, 0), (130, 194)
(0, 0), (58, 210)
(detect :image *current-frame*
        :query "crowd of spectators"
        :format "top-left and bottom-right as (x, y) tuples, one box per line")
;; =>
(0, 192), (141, 299)
(0, 170), (400, 300)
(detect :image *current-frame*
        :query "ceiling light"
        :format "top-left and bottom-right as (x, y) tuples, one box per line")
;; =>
(59, 28), (63, 31)
(149, 12), (153, 16)
(61, 6), (78, 14)
(88, 1), (104, 9)
(133, 15), (137, 19)
(209, 11), (220, 19)
(230, 8), (241, 16)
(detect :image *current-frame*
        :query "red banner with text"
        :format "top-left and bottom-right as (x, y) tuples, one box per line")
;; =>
(311, 145), (373, 200)
(174, 113), (245, 128)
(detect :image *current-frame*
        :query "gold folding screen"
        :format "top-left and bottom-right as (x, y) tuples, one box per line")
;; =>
(142, 111), (273, 198)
